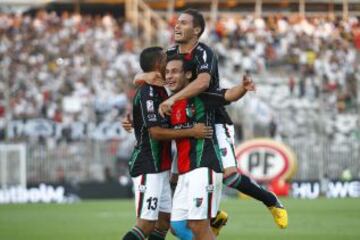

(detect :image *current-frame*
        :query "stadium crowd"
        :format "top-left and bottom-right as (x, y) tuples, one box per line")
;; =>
(0, 11), (360, 143)
(207, 15), (360, 143)
(0, 11), (138, 128)
(0, 9), (359, 183)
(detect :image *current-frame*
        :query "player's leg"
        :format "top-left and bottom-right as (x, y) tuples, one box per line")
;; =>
(171, 220), (193, 240)
(170, 173), (194, 240)
(187, 168), (218, 240)
(123, 173), (163, 240)
(123, 219), (155, 240)
(210, 172), (227, 236)
(187, 219), (214, 240)
(216, 123), (288, 228)
(149, 212), (170, 240)
(170, 172), (225, 238)
(149, 171), (172, 240)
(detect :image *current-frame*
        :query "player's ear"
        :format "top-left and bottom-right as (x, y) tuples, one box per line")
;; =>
(194, 27), (201, 37)
(185, 71), (192, 80)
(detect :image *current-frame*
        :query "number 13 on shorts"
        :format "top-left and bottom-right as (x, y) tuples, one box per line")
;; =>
(132, 171), (172, 220)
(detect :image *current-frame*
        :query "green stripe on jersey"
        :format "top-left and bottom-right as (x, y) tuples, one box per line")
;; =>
(213, 138), (223, 170)
(134, 89), (141, 106)
(196, 139), (204, 168)
(129, 148), (141, 172)
(193, 97), (205, 121)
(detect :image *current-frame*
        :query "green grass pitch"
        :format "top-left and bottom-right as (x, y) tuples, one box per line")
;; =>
(1, 198), (360, 240)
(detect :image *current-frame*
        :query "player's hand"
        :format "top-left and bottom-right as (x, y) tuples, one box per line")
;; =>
(243, 75), (256, 92)
(121, 113), (133, 133)
(147, 72), (164, 87)
(192, 123), (213, 139)
(134, 72), (164, 87)
(159, 98), (175, 117)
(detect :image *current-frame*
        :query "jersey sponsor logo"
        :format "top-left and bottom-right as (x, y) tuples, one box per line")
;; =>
(147, 113), (157, 121)
(173, 123), (192, 129)
(206, 185), (214, 193)
(235, 139), (297, 183)
(194, 197), (203, 207)
(146, 100), (154, 112)
(199, 63), (209, 71)
(149, 87), (154, 97)
(138, 184), (147, 193)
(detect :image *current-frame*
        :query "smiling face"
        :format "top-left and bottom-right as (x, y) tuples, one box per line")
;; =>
(174, 13), (200, 44)
(165, 59), (191, 93)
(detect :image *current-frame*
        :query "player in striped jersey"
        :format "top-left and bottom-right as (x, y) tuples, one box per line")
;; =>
(165, 54), (256, 240)
(136, 9), (288, 230)
(123, 47), (213, 240)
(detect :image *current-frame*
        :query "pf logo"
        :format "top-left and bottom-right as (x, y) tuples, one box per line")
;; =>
(235, 139), (297, 182)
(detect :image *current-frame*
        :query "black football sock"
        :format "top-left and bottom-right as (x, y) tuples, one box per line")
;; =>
(123, 226), (146, 240)
(223, 172), (279, 207)
(148, 228), (167, 240)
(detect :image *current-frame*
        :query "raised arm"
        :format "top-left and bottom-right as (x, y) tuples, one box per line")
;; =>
(200, 74), (256, 109)
(224, 75), (255, 102)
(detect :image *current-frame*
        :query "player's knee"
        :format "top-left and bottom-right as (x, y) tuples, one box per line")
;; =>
(223, 166), (238, 178)
(136, 219), (156, 235)
(156, 212), (170, 231)
(187, 220), (209, 235)
(170, 220), (193, 240)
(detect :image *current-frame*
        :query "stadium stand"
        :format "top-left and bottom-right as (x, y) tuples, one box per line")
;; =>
(0, 1), (360, 183)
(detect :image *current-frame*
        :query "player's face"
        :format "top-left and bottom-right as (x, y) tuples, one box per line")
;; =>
(165, 60), (188, 93)
(174, 13), (198, 43)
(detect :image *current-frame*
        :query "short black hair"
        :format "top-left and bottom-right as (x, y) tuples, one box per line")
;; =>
(166, 54), (196, 81)
(139, 47), (163, 72)
(182, 8), (205, 38)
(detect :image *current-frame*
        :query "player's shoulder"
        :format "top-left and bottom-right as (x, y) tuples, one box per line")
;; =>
(195, 42), (214, 54)
(139, 83), (153, 95)
(166, 45), (178, 56)
(139, 84), (164, 98)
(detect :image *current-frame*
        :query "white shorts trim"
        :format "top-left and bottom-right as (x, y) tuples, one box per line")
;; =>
(132, 171), (172, 220)
(171, 167), (223, 221)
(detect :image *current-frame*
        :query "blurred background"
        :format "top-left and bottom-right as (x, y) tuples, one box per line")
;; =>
(1, 0), (360, 202)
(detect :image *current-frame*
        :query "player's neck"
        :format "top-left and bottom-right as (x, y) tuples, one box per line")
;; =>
(178, 38), (199, 54)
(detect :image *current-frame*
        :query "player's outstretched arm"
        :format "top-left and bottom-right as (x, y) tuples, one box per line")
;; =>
(224, 75), (256, 102)
(149, 123), (213, 141)
(133, 72), (164, 87)
(159, 73), (210, 117)
(170, 72), (210, 101)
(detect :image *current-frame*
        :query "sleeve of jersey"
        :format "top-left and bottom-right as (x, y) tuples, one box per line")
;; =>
(196, 48), (215, 75)
(200, 89), (230, 109)
(139, 86), (162, 128)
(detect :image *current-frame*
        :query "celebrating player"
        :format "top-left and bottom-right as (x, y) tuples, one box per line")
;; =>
(136, 9), (288, 229)
(122, 47), (213, 240)
(165, 54), (261, 240)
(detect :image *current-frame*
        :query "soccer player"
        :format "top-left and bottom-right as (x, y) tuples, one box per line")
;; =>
(136, 9), (288, 229)
(165, 55), (259, 240)
(123, 47), (213, 240)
